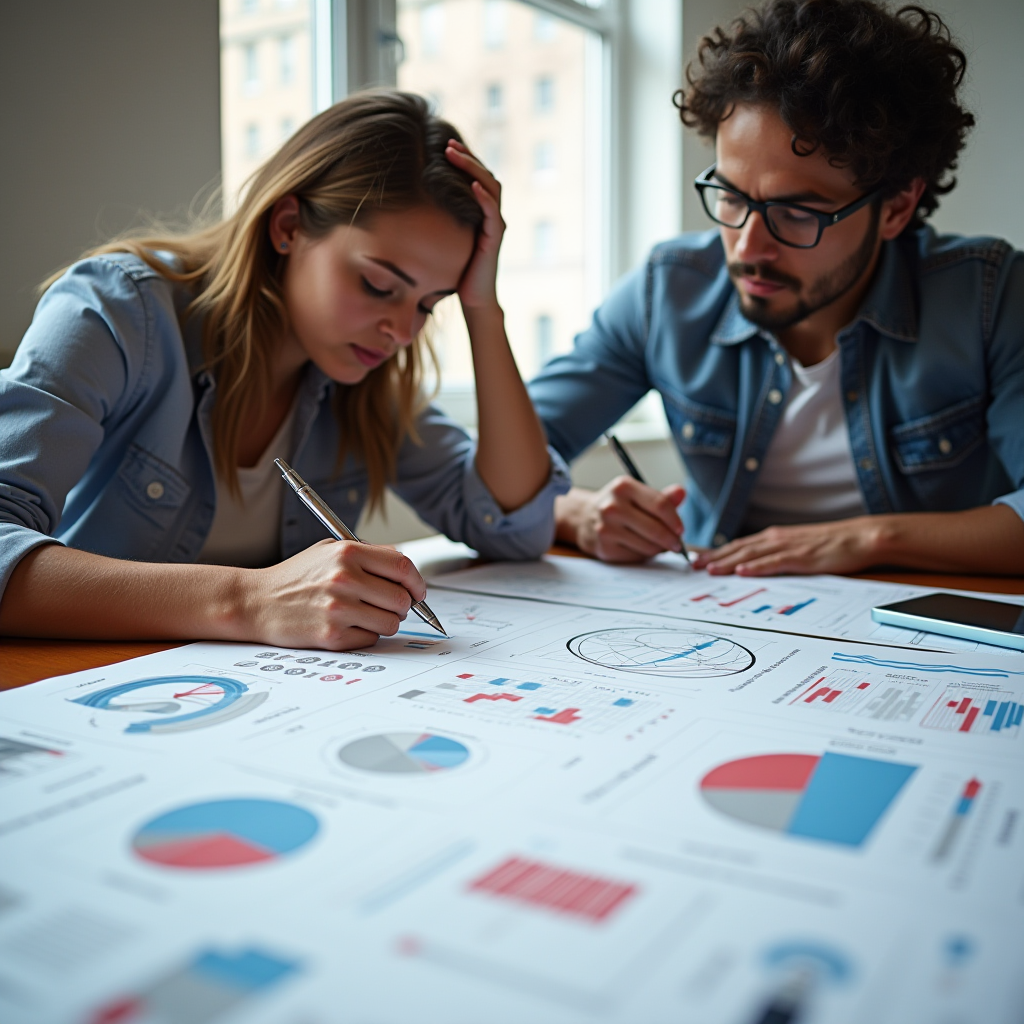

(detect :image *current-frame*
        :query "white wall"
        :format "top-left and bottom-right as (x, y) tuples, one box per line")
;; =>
(681, 0), (1024, 248)
(0, 0), (222, 365)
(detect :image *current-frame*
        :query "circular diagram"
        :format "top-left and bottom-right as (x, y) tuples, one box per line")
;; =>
(70, 676), (268, 734)
(566, 628), (754, 678)
(133, 798), (319, 869)
(338, 732), (470, 774)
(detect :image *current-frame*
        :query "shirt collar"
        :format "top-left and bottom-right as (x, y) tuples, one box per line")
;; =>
(709, 237), (919, 348)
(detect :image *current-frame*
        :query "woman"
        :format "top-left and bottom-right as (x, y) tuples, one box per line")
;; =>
(0, 91), (568, 650)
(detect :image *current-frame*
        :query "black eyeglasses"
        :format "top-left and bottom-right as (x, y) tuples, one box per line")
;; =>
(694, 164), (880, 249)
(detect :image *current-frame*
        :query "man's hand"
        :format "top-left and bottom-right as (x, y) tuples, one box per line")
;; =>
(692, 518), (884, 576)
(555, 481), (687, 563)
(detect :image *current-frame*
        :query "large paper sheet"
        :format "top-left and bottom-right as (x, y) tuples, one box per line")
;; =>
(432, 552), (1024, 656)
(2, 582), (1023, 1023)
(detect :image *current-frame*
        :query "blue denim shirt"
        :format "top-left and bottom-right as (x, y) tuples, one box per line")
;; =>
(0, 254), (570, 597)
(529, 228), (1024, 548)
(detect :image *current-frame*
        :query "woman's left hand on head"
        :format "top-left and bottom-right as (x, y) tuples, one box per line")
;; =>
(444, 139), (504, 311)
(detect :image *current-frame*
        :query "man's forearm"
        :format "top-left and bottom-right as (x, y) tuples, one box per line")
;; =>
(870, 504), (1024, 575)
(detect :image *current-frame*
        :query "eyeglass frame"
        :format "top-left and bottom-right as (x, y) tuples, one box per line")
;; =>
(694, 164), (881, 249)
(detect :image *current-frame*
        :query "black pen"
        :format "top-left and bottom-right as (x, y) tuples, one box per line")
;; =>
(275, 459), (448, 637)
(604, 433), (691, 563)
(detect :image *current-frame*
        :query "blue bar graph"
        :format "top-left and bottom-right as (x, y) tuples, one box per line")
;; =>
(787, 752), (917, 846)
(779, 598), (818, 616)
(753, 605), (772, 614)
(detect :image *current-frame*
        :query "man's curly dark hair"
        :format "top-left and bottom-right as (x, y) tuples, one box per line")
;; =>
(676, 0), (975, 224)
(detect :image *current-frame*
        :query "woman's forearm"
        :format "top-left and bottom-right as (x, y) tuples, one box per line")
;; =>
(0, 543), (249, 640)
(464, 303), (551, 512)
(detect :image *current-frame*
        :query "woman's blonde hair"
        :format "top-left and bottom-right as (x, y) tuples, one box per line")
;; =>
(80, 90), (482, 511)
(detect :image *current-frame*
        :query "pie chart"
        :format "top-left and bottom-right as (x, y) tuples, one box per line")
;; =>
(132, 798), (319, 869)
(338, 732), (470, 774)
(700, 752), (916, 847)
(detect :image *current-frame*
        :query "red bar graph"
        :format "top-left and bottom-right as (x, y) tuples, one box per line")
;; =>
(690, 593), (714, 602)
(961, 706), (980, 732)
(464, 693), (521, 704)
(823, 690), (842, 703)
(533, 708), (582, 724)
(468, 856), (637, 923)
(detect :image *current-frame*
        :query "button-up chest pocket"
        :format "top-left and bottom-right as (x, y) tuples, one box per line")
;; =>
(663, 394), (736, 457)
(889, 395), (986, 474)
(118, 444), (192, 527)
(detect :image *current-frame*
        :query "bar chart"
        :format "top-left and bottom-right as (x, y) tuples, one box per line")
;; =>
(397, 671), (663, 734)
(921, 688), (1023, 738)
(931, 778), (983, 862)
(788, 669), (930, 723)
(687, 585), (818, 617)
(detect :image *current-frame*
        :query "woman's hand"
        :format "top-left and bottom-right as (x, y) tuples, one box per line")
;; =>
(245, 540), (427, 650)
(444, 139), (504, 311)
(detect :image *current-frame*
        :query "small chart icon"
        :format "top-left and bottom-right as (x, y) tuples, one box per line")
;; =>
(567, 628), (754, 678)
(338, 733), (471, 774)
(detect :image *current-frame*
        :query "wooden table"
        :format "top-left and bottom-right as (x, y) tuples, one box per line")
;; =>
(2, 565), (1022, 692)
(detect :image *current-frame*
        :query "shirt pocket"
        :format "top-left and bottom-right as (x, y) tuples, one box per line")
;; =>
(117, 443), (192, 529)
(889, 395), (986, 475)
(662, 393), (736, 457)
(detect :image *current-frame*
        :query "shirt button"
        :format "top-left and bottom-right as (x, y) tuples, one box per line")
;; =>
(745, 457), (759, 472)
(347, 489), (359, 503)
(483, 513), (494, 525)
(767, 388), (783, 405)
(774, 352), (785, 365)
(713, 532), (727, 546)
(681, 422), (696, 440)
(146, 481), (165, 500)
(846, 390), (859, 403)
(859, 457), (873, 471)
(938, 437), (952, 455)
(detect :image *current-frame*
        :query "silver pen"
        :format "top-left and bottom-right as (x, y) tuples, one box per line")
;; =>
(274, 458), (448, 637)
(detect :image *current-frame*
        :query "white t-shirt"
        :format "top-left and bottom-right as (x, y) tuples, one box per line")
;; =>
(198, 402), (298, 568)
(743, 347), (867, 533)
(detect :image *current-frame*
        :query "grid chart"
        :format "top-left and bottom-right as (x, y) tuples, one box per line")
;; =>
(921, 688), (1023, 738)
(932, 778), (983, 862)
(397, 672), (663, 733)
(468, 856), (637, 924)
(788, 669), (929, 722)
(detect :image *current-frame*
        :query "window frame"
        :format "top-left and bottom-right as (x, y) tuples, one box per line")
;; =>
(312, 0), (681, 441)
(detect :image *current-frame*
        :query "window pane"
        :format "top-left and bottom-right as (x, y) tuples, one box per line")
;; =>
(220, 0), (315, 212)
(397, 0), (600, 401)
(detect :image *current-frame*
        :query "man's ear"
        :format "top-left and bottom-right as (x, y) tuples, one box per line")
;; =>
(879, 178), (927, 241)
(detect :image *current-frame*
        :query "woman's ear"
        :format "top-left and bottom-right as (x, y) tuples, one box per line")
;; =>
(268, 195), (302, 253)
(879, 178), (927, 241)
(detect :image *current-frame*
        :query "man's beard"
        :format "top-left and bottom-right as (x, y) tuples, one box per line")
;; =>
(728, 204), (882, 333)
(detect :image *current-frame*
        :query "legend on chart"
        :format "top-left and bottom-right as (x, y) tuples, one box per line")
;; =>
(921, 688), (1022, 738)
(397, 672), (665, 734)
(788, 668), (930, 723)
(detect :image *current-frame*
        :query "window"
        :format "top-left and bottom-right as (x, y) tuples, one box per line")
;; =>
(245, 122), (261, 158)
(533, 11), (557, 42)
(534, 220), (556, 265)
(421, 4), (444, 58)
(533, 140), (555, 176)
(398, 0), (601, 394)
(482, 0), (506, 49)
(485, 82), (503, 115)
(534, 75), (554, 113)
(242, 43), (260, 94)
(220, 0), (315, 212)
(535, 314), (554, 364)
(280, 35), (296, 85)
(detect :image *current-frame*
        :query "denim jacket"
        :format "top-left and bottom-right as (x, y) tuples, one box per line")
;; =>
(0, 254), (570, 597)
(529, 227), (1024, 548)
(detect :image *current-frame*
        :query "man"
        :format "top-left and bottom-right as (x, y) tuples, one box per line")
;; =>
(528, 0), (1024, 577)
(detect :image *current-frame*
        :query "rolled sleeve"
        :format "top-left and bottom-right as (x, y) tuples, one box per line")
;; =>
(458, 446), (571, 559)
(391, 405), (570, 561)
(993, 490), (1024, 525)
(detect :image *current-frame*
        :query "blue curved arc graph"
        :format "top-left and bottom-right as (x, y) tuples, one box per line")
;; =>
(72, 676), (253, 733)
